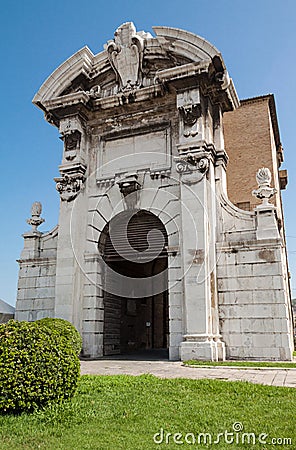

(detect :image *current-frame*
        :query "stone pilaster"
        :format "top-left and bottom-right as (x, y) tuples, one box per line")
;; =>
(175, 87), (225, 361)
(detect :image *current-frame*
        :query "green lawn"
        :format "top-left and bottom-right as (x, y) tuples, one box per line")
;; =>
(184, 360), (296, 369)
(0, 375), (295, 449)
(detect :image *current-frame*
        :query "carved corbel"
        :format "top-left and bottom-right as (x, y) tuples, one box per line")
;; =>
(117, 173), (141, 209)
(59, 117), (85, 162)
(62, 130), (81, 161)
(179, 104), (201, 138)
(177, 88), (202, 140)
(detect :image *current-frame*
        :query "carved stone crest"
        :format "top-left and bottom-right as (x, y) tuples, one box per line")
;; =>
(106, 22), (144, 92)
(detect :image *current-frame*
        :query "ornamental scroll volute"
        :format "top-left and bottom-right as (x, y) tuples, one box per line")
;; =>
(106, 22), (144, 92)
(175, 154), (209, 185)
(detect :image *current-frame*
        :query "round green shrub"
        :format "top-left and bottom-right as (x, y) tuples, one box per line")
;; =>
(36, 317), (82, 355)
(0, 320), (80, 414)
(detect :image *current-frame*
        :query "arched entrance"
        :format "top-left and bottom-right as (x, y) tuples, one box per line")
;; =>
(99, 210), (169, 356)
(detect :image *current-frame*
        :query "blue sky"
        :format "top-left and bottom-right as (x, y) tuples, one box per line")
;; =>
(1, 0), (296, 306)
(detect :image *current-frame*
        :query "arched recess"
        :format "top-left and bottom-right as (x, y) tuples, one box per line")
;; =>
(98, 209), (169, 356)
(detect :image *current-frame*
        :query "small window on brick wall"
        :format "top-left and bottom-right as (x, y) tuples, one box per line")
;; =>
(236, 201), (251, 211)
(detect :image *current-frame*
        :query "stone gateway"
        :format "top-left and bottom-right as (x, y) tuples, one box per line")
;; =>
(16, 23), (294, 361)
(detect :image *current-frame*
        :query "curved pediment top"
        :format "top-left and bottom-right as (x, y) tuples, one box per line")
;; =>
(33, 46), (96, 107)
(152, 26), (222, 61)
(33, 22), (236, 116)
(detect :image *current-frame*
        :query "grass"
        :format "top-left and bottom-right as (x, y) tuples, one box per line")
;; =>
(184, 360), (296, 369)
(0, 375), (295, 449)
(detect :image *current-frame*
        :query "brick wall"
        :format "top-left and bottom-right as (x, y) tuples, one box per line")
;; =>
(223, 97), (277, 210)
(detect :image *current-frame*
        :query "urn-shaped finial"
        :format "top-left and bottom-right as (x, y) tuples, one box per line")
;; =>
(253, 168), (276, 206)
(26, 201), (45, 233)
(256, 167), (272, 187)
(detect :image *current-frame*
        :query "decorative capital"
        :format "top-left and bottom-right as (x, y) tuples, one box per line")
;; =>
(252, 167), (277, 205)
(106, 22), (145, 92)
(54, 173), (85, 202)
(175, 154), (209, 184)
(26, 201), (45, 233)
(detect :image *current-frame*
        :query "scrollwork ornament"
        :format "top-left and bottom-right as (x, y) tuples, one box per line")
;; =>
(198, 157), (209, 172)
(175, 155), (209, 184)
(175, 160), (188, 173)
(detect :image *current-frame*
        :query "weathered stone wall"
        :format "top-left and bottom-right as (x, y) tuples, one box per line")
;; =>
(217, 240), (292, 360)
(15, 227), (58, 321)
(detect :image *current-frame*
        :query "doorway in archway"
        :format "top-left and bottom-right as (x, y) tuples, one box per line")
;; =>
(99, 210), (169, 356)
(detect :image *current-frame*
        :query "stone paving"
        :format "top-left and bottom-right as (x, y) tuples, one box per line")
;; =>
(80, 359), (296, 388)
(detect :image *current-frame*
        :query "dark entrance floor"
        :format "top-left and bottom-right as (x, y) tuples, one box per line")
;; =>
(101, 348), (169, 361)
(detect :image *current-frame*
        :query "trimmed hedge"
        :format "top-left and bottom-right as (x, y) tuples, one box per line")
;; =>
(0, 320), (80, 414)
(36, 317), (82, 355)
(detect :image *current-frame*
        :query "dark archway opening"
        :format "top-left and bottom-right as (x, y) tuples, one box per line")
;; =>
(99, 210), (169, 356)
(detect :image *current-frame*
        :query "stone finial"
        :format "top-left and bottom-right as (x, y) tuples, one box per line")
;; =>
(26, 201), (45, 233)
(256, 167), (271, 186)
(252, 167), (277, 205)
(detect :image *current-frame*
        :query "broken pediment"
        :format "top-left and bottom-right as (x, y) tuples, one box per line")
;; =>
(33, 22), (238, 124)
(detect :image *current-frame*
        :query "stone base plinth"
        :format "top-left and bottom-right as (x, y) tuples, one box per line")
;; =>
(180, 336), (226, 361)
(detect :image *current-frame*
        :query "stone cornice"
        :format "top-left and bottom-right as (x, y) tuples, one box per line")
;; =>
(155, 60), (211, 83)
(43, 91), (90, 110)
(93, 84), (165, 109)
(33, 46), (94, 107)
